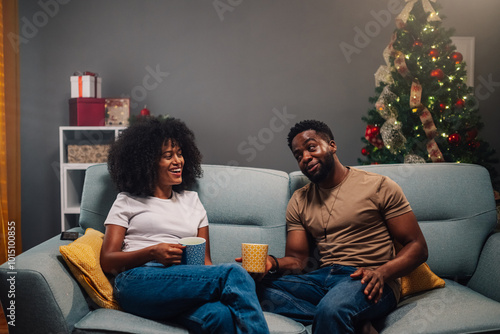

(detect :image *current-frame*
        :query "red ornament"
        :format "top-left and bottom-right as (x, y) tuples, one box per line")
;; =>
(466, 128), (478, 142)
(450, 51), (463, 64)
(438, 103), (447, 112)
(140, 105), (150, 116)
(361, 147), (369, 156)
(430, 68), (445, 80)
(367, 125), (380, 136)
(365, 125), (384, 149)
(428, 48), (440, 58)
(455, 99), (465, 108)
(448, 133), (461, 146)
(413, 40), (423, 47)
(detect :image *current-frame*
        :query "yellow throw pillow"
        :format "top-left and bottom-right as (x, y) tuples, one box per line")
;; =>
(59, 228), (120, 310)
(401, 262), (446, 297)
(394, 242), (445, 298)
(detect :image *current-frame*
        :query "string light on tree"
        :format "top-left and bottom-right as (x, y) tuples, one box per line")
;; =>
(448, 133), (461, 146)
(429, 48), (440, 60)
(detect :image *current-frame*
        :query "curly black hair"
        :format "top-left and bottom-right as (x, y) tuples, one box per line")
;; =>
(107, 117), (202, 197)
(287, 120), (335, 150)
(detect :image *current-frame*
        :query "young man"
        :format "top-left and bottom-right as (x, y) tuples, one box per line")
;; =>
(258, 120), (428, 333)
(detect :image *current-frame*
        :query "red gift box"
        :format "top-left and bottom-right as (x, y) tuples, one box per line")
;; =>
(69, 98), (106, 126)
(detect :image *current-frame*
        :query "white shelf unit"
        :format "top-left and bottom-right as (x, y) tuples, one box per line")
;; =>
(59, 126), (125, 231)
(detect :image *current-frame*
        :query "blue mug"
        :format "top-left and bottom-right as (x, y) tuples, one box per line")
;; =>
(179, 237), (206, 265)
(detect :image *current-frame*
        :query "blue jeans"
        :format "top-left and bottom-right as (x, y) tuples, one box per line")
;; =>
(114, 263), (269, 334)
(258, 265), (397, 333)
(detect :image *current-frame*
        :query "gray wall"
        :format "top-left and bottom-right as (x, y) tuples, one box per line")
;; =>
(19, 0), (500, 250)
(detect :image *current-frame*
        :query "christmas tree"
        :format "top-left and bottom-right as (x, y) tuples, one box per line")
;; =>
(359, 0), (498, 187)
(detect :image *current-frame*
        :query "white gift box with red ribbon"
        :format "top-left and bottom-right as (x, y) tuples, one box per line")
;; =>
(70, 71), (102, 98)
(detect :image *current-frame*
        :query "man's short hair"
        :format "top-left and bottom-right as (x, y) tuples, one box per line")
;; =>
(287, 120), (334, 150)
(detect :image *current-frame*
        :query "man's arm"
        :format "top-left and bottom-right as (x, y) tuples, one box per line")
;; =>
(351, 211), (428, 302)
(279, 229), (311, 272)
(237, 229), (310, 280)
(261, 229), (311, 278)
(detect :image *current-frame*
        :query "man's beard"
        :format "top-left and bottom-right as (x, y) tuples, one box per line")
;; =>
(304, 152), (335, 184)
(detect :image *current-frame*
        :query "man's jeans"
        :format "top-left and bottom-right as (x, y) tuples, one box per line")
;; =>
(114, 262), (270, 334)
(258, 265), (397, 333)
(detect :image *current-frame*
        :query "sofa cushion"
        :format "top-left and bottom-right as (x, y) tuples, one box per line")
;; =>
(74, 309), (307, 334)
(192, 165), (290, 263)
(59, 228), (120, 310)
(394, 242), (445, 298)
(401, 262), (445, 298)
(354, 163), (497, 279)
(80, 164), (119, 233)
(467, 233), (500, 302)
(375, 280), (500, 334)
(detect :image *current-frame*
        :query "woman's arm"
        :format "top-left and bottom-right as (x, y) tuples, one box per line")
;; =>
(197, 226), (213, 265)
(100, 224), (185, 275)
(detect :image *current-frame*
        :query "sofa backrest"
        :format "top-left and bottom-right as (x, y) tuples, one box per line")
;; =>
(192, 165), (289, 263)
(289, 163), (497, 279)
(81, 162), (497, 279)
(79, 164), (119, 233)
(80, 164), (289, 264)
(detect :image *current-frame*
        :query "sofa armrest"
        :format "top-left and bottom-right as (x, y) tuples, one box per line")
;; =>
(0, 229), (90, 333)
(467, 232), (500, 302)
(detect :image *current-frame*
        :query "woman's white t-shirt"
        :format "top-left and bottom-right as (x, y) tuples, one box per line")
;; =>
(104, 191), (208, 252)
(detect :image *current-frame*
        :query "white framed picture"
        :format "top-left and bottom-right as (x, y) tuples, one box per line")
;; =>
(450, 36), (475, 87)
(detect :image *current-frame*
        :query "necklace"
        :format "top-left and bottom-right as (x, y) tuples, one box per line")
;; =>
(320, 167), (349, 241)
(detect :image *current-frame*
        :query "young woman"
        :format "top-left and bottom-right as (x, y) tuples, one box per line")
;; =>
(100, 117), (269, 334)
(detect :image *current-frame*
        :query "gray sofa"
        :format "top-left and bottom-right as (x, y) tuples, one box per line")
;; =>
(1, 162), (500, 334)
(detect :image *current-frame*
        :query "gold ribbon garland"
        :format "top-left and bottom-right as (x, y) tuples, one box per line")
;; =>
(394, 51), (412, 79)
(409, 80), (443, 161)
(374, 33), (397, 86)
(375, 87), (407, 154)
(395, 0), (441, 29)
(426, 139), (444, 162)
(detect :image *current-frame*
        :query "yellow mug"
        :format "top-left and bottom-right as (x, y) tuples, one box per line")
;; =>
(241, 243), (268, 273)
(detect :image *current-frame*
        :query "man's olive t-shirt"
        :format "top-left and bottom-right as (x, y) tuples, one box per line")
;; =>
(286, 167), (412, 301)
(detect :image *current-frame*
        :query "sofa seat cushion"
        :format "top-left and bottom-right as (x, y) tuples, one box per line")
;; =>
(375, 279), (500, 333)
(73, 309), (307, 334)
